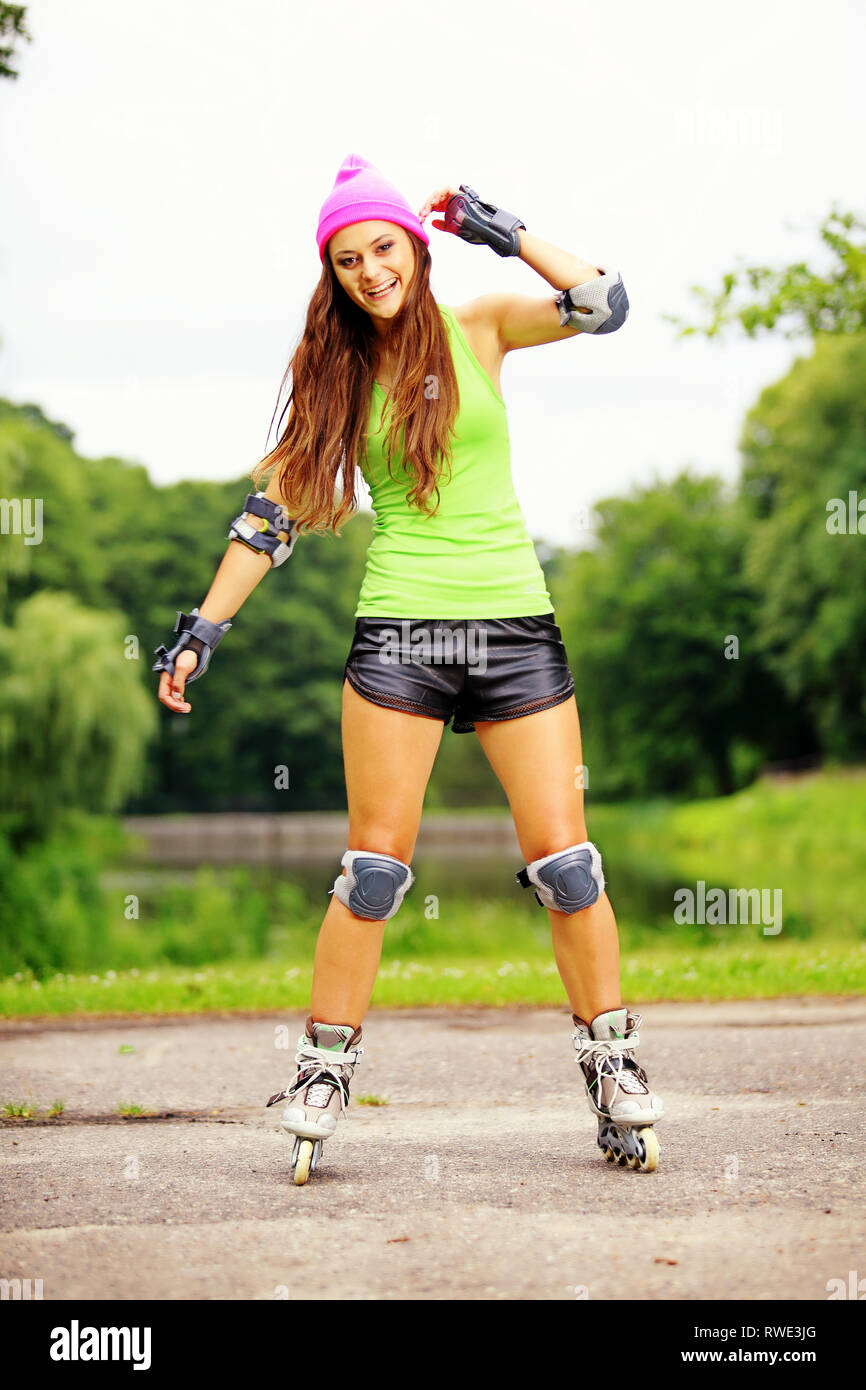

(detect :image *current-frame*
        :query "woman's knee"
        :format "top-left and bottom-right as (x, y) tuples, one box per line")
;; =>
(520, 821), (589, 864)
(346, 824), (416, 865)
(332, 844), (416, 922)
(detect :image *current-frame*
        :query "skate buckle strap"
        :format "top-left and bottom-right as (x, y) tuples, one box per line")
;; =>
(266, 1086), (292, 1107)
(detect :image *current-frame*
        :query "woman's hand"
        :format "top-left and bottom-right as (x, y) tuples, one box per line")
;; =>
(157, 649), (198, 714)
(417, 185), (463, 231)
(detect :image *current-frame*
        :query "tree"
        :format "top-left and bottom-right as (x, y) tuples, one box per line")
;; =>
(551, 472), (808, 800)
(738, 333), (866, 758)
(664, 205), (866, 341)
(0, 590), (157, 842)
(663, 201), (866, 764)
(0, 3), (30, 80)
(0, 399), (386, 813)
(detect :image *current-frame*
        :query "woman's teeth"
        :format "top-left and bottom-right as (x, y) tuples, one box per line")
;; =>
(366, 277), (398, 300)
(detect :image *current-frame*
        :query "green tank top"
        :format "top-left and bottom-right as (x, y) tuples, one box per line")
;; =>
(354, 302), (554, 619)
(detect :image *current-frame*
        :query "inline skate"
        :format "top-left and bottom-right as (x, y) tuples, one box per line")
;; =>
(572, 1007), (663, 1171)
(266, 1016), (364, 1185)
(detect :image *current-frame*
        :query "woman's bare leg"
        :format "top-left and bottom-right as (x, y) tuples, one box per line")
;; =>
(309, 679), (444, 1028)
(474, 695), (621, 1024)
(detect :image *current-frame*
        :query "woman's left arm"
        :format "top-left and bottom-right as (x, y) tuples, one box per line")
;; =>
(460, 231), (620, 356)
(515, 229), (601, 296)
(493, 229), (604, 350)
(420, 183), (626, 353)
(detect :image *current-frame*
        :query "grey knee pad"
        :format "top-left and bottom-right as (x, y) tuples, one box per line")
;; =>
(330, 849), (415, 921)
(516, 841), (605, 913)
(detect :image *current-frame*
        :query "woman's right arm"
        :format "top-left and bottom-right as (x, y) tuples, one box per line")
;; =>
(156, 473), (296, 713)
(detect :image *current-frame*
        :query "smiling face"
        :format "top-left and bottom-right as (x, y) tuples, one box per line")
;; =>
(328, 221), (415, 335)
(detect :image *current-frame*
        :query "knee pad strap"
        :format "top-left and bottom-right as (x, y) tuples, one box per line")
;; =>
(516, 841), (605, 913)
(331, 849), (415, 921)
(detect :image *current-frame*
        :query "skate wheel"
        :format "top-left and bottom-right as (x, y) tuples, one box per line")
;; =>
(637, 1127), (660, 1172)
(293, 1139), (314, 1185)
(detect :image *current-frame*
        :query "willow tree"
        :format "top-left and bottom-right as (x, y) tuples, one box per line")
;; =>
(0, 589), (157, 842)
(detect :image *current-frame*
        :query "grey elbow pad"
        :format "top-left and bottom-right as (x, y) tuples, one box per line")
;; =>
(228, 491), (300, 567)
(555, 269), (629, 334)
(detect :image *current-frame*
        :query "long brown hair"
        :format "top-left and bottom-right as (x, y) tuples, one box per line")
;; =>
(251, 233), (459, 535)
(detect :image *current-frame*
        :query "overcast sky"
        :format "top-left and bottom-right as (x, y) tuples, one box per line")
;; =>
(1, 0), (863, 546)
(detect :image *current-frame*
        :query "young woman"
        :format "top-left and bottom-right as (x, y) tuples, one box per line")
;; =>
(154, 154), (663, 1184)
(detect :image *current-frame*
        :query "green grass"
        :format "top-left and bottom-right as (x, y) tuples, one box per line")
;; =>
(2, 1099), (36, 1117)
(0, 939), (863, 1017)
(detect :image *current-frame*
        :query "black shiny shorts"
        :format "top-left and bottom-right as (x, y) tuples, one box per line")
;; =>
(343, 614), (575, 734)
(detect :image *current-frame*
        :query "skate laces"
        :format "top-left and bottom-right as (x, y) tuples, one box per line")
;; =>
(573, 1020), (647, 1106)
(289, 1036), (364, 1112)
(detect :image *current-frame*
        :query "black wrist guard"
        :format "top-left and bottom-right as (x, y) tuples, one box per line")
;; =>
(442, 184), (525, 257)
(152, 608), (232, 685)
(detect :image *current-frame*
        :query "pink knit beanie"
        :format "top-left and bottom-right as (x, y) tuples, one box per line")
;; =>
(316, 152), (430, 263)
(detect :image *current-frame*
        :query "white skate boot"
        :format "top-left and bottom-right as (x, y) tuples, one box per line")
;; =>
(266, 1016), (364, 1185)
(572, 1007), (664, 1171)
